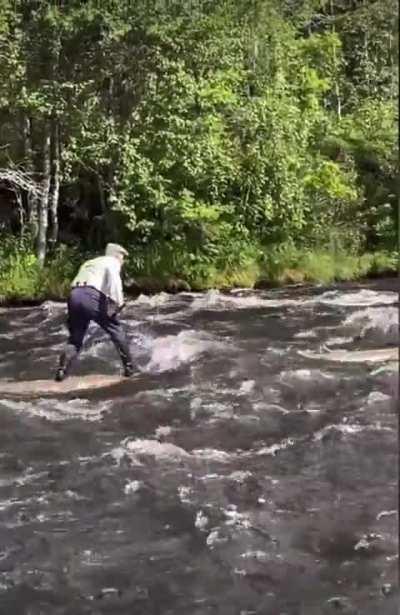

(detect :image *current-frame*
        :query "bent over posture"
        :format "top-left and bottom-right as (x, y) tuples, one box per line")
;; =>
(55, 243), (134, 381)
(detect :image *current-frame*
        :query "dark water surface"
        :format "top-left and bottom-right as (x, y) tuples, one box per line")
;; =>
(0, 281), (398, 615)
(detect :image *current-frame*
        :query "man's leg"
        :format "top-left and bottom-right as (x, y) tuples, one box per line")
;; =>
(55, 292), (90, 381)
(97, 314), (134, 376)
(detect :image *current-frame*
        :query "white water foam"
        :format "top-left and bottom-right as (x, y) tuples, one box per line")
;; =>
(228, 471), (253, 482)
(0, 470), (48, 489)
(240, 550), (270, 561)
(325, 336), (354, 346)
(342, 307), (398, 344)
(154, 425), (173, 439)
(145, 329), (228, 372)
(40, 300), (65, 315)
(190, 289), (309, 311)
(124, 480), (143, 495)
(252, 402), (290, 415)
(294, 330), (318, 339)
(224, 508), (252, 529)
(191, 448), (233, 463)
(279, 369), (336, 393)
(195, 510), (209, 531)
(314, 422), (393, 441)
(206, 529), (228, 548)
(376, 510), (397, 521)
(80, 337), (115, 359)
(112, 438), (191, 465)
(239, 380), (256, 394)
(317, 289), (397, 307)
(255, 437), (296, 456)
(132, 292), (171, 307)
(366, 391), (392, 405)
(0, 326), (42, 340)
(81, 550), (109, 567)
(190, 397), (234, 421)
(190, 288), (397, 312)
(0, 397), (110, 422)
(178, 485), (195, 504)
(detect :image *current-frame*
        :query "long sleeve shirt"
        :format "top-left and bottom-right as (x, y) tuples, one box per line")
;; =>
(71, 256), (124, 307)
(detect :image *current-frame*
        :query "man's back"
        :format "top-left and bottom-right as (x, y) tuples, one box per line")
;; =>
(72, 255), (123, 306)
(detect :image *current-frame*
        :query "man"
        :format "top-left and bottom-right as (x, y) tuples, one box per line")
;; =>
(55, 243), (134, 381)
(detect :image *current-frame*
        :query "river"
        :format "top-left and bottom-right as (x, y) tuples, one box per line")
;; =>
(0, 280), (398, 614)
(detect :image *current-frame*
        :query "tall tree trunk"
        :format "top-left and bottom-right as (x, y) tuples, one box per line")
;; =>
(330, 0), (342, 120)
(363, 0), (370, 94)
(48, 118), (60, 248)
(102, 76), (117, 241)
(105, 75), (115, 211)
(15, 191), (24, 238)
(97, 174), (116, 244)
(21, 114), (38, 237)
(47, 27), (61, 251)
(98, 175), (107, 216)
(36, 123), (51, 265)
(388, 31), (395, 99)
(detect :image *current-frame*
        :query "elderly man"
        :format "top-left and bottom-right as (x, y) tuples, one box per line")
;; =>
(55, 243), (134, 381)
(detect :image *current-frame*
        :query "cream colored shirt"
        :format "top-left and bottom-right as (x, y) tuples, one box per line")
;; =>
(71, 256), (124, 306)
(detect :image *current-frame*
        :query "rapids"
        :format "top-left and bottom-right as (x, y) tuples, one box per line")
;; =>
(0, 279), (398, 614)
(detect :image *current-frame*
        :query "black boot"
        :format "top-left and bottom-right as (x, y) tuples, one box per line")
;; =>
(54, 344), (77, 382)
(55, 351), (67, 382)
(123, 362), (134, 377)
(55, 367), (66, 382)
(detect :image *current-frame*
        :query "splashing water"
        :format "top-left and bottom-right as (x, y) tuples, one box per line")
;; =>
(0, 279), (397, 614)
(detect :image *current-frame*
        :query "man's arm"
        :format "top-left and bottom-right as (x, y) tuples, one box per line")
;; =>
(106, 260), (125, 316)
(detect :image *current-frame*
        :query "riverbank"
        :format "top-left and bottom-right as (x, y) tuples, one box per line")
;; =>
(0, 249), (397, 308)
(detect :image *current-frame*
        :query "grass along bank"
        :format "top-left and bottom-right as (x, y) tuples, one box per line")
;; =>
(0, 239), (397, 303)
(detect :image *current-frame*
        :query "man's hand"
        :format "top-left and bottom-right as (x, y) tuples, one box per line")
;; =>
(106, 298), (122, 318)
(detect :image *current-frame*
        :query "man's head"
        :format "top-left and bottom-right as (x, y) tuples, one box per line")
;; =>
(105, 243), (128, 265)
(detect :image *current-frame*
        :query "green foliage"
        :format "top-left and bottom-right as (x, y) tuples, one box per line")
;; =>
(358, 251), (399, 277)
(0, 237), (82, 301)
(112, 2), (356, 253)
(39, 244), (83, 298)
(0, 234), (396, 302)
(0, 0), (397, 295)
(329, 99), (398, 250)
(258, 245), (398, 287)
(0, 235), (41, 299)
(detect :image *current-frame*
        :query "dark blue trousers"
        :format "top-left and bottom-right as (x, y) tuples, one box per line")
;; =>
(58, 286), (132, 374)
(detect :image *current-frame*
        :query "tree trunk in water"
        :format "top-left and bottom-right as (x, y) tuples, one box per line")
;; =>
(48, 119), (60, 248)
(21, 114), (38, 237)
(36, 124), (51, 265)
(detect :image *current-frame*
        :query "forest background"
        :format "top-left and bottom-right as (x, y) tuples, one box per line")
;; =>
(0, 0), (398, 300)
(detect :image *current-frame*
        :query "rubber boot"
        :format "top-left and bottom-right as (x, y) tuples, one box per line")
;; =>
(123, 362), (134, 377)
(54, 344), (78, 382)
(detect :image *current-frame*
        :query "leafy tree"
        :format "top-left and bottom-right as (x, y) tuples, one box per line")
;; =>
(0, 0), (396, 283)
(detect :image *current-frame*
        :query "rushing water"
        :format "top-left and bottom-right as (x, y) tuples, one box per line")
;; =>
(0, 280), (398, 615)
